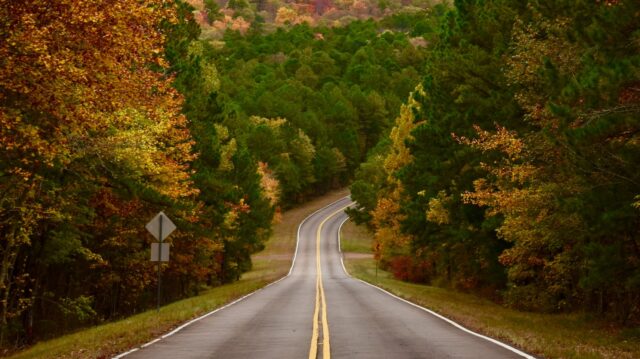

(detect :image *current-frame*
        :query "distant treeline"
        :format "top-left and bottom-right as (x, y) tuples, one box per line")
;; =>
(202, 10), (440, 204)
(0, 0), (435, 348)
(350, 0), (640, 323)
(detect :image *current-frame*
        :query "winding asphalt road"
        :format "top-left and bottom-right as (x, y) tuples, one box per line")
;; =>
(120, 197), (534, 359)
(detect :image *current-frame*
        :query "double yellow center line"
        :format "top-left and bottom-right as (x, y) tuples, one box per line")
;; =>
(308, 206), (349, 359)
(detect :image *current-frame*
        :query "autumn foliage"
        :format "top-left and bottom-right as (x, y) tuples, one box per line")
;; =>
(351, 0), (640, 322)
(0, 0), (275, 347)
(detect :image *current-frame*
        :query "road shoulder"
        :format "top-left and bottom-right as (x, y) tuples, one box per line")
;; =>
(339, 220), (640, 359)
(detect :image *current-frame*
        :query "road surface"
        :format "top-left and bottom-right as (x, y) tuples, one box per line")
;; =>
(121, 197), (532, 358)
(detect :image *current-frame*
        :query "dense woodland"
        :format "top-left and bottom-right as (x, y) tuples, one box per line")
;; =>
(351, 0), (640, 324)
(0, 0), (436, 347)
(1, 0), (638, 351)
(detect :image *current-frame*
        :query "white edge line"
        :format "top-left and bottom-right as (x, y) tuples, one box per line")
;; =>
(290, 195), (351, 275)
(139, 338), (160, 348)
(337, 216), (349, 274)
(337, 217), (536, 359)
(113, 194), (352, 358)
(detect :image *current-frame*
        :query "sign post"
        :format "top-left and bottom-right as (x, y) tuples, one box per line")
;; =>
(146, 211), (176, 312)
(157, 214), (162, 313)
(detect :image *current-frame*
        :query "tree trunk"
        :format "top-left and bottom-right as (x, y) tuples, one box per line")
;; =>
(0, 224), (19, 346)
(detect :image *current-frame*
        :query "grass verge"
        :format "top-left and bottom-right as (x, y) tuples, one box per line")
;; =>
(340, 220), (640, 359)
(8, 189), (349, 359)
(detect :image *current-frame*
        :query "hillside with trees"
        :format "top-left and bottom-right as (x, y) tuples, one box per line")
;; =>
(350, 0), (640, 323)
(2, 0), (638, 353)
(0, 0), (437, 348)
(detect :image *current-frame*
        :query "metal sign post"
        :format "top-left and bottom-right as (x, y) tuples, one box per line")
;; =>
(146, 211), (176, 313)
(157, 214), (162, 313)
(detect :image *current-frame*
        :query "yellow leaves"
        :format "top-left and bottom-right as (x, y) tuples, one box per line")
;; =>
(218, 138), (237, 172)
(188, 41), (221, 92)
(371, 187), (413, 259)
(275, 7), (298, 25)
(292, 129), (315, 163)
(426, 191), (452, 225)
(274, 6), (315, 26)
(506, 16), (580, 124)
(202, 62), (221, 93)
(455, 124), (525, 160)
(0, 112), (60, 167)
(257, 161), (280, 207)
(188, 41), (204, 57)
(222, 209), (239, 230)
(77, 248), (107, 266)
(214, 124), (236, 171)
(85, 108), (196, 199)
(222, 199), (251, 230)
(0, 0), (185, 174)
(96, 110), (163, 171)
(383, 84), (425, 180)
(331, 147), (347, 172)
(214, 123), (229, 141)
(0, 0), (206, 334)
(368, 84), (428, 262)
(249, 116), (287, 129)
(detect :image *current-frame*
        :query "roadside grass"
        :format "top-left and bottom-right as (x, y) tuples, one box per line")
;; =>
(339, 219), (372, 254)
(8, 189), (349, 359)
(340, 221), (640, 359)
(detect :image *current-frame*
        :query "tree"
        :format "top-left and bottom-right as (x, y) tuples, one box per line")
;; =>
(353, 0), (640, 322)
(464, 0), (640, 317)
(0, 0), (197, 343)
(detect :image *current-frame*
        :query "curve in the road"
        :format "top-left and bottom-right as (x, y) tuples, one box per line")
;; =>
(114, 196), (535, 359)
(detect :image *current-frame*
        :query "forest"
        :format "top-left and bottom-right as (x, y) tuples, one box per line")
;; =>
(350, 0), (640, 323)
(0, 0), (438, 347)
(1, 0), (638, 351)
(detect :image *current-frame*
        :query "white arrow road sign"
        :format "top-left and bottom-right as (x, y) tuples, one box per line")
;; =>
(145, 211), (176, 242)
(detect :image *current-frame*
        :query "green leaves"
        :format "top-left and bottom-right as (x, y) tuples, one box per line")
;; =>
(211, 19), (430, 204)
(352, 0), (640, 321)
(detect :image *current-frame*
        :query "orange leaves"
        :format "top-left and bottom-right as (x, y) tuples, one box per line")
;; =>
(0, 0), (197, 198)
(459, 124), (545, 222)
(0, 0), (186, 172)
(0, 0), (225, 342)
(455, 124), (525, 160)
(222, 198), (252, 230)
(211, 9), (251, 34)
(91, 189), (143, 219)
(371, 188), (412, 259)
